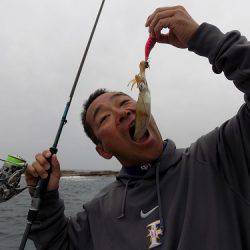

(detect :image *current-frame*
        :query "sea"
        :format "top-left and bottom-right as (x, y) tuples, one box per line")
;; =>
(0, 176), (115, 250)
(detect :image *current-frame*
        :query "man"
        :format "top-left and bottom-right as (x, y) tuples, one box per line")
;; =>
(25, 5), (250, 250)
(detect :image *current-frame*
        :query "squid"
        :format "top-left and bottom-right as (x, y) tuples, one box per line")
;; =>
(129, 37), (156, 141)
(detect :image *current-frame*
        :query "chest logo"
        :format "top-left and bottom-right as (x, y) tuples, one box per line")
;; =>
(147, 219), (163, 249)
(140, 205), (159, 219)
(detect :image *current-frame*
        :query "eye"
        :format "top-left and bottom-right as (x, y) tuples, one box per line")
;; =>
(120, 100), (130, 106)
(99, 115), (108, 125)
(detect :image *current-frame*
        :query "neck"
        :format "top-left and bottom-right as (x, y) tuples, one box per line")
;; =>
(118, 141), (165, 167)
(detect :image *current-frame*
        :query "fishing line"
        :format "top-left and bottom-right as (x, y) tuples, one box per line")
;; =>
(19, 0), (106, 249)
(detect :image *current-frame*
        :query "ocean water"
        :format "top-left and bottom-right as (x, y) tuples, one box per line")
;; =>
(0, 176), (114, 250)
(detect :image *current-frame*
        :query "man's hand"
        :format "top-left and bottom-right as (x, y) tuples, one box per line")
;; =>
(25, 150), (61, 192)
(145, 6), (199, 48)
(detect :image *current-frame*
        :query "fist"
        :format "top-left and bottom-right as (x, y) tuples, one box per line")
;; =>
(145, 5), (199, 48)
(25, 150), (61, 192)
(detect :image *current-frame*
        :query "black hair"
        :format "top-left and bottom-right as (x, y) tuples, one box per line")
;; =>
(81, 88), (109, 145)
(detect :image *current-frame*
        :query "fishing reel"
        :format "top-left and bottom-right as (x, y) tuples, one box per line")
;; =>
(0, 155), (28, 203)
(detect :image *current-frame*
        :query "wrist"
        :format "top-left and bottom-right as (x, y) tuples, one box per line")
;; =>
(187, 22), (224, 58)
(187, 22), (200, 44)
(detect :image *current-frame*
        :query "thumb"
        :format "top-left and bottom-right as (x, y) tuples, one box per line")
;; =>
(51, 154), (60, 173)
(47, 154), (61, 191)
(48, 154), (61, 180)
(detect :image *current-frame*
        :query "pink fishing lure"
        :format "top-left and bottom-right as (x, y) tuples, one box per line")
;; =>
(145, 36), (156, 62)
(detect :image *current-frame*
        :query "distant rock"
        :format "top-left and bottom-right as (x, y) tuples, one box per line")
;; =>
(61, 170), (118, 177)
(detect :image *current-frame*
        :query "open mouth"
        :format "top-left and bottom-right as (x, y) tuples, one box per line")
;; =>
(129, 122), (136, 140)
(129, 122), (150, 142)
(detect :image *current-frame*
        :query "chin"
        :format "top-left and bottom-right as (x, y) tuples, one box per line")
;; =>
(133, 134), (164, 165)
(145, 137), (163, 161)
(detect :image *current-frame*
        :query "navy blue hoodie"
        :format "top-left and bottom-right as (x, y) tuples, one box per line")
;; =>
(29, 23), (250, 250)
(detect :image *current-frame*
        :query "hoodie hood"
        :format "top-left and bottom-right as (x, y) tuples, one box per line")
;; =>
(116, 139), (183, 182)
(115, 138), (184, 235)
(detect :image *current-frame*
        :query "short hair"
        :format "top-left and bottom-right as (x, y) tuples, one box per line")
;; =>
(81, 88), (109, 145)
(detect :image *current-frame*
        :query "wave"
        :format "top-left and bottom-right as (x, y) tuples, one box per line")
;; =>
(61, 176), (97, 181)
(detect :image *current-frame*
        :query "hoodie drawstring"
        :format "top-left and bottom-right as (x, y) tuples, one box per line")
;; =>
(116, 164), (165, 233)
(116, 159), (165, 229)
(117, 179), (130, 219)
(156, 160), (165, 233)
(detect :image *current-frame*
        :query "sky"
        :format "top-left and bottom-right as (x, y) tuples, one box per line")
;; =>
(0, 0), (249, 171)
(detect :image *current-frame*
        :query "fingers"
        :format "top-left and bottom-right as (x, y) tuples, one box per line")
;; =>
(145, 6), (183, 27)
(153, 17), (172, 40)
(145, 6), (186, 39)
(26, 165), (38, 178)
(36, 151), (50, 170)
(157, 33), (170, 44)
(26, 150), (60, 180)
(24, 150), (61, 192)
(147, 10), (175, 35)
(32, 161), (48, 179)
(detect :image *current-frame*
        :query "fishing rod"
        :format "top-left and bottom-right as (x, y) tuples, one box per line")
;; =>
(18, 0), (106, 249)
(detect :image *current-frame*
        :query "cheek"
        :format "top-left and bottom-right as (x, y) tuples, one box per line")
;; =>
(98, 129), (117, 151)
(97, 123), (117, 143)
(99, 124), (113, 136)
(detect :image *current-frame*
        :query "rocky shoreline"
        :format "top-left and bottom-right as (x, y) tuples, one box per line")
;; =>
(61, 170), (118, 177)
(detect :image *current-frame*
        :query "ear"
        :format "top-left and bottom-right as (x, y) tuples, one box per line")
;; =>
(96, 143), (113, 159)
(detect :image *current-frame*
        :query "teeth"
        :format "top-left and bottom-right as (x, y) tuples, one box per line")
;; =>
(128, 121), (149, 142)
(129, 122), (136, 140)
(130, 121), (135, 128)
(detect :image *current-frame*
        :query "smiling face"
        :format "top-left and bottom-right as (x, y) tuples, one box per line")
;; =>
(86, 91), (163, 166)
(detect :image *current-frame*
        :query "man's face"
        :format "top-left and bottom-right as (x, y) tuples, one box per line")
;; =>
(86, 92), (163, 166)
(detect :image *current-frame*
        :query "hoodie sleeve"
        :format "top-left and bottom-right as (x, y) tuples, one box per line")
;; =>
(188, 23), (250, 201)
(29, 190), (93, 249)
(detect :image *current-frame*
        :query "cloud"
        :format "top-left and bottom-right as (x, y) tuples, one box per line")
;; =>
(0, 0), (247, 170)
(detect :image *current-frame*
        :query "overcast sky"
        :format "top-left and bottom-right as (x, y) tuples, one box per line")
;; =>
(0, 0), (249, 170)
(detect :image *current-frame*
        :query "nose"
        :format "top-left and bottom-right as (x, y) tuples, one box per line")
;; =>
(116, 109), (131, 125)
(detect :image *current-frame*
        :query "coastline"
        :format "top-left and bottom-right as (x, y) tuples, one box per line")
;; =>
(61, 170), (118, 177)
